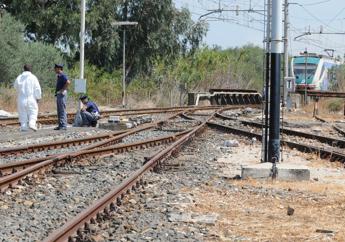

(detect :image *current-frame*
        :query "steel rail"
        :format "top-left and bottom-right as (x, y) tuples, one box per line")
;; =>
(0, 126), (148, 177)
(0, 105), (255, 126)
(43, 113), (214, 242)
(298, 90), (345, 98)
(0, 131), (127, 157)
(207, 121), (345, 163)
(215, 113), (345, 148)
(333, 125), (345, 137)
(209, 88), (259, 94)
(0, 128), (191, 192)
(313, 115), (345, 138)
(314, 115), (327, 123)
(0, 112), (185, 177)
(0, 106), (224, 126)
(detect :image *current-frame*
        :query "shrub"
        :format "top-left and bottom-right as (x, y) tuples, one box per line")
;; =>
(0, 13), (65, 88)
(327, 99), (343, 113)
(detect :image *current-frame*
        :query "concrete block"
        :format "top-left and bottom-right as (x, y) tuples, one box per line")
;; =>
(98, 122), (129, 131)
(241, 163), (310, 181)
(108, 116), (120, 123)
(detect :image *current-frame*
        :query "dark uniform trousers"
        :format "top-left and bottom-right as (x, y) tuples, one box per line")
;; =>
(56, 93), (67, 128)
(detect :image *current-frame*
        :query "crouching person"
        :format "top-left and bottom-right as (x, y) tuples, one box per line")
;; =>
(79, 95), (100, 127)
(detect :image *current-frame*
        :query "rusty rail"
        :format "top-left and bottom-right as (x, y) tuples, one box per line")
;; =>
(0, 112), (185, 177)
(207, 121), (345, 163)
(0, 105), (225, 126)
(215, 112), (345, 149)
(43, 113), (213, 242)
(0, 128), (191, 192)
(0, 131), (128, 157)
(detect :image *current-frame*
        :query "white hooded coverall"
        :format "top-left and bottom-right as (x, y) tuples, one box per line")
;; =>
(14, 71), (42, 130)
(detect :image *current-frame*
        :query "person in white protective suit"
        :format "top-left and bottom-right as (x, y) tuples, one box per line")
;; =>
(14, 64), (42, 131)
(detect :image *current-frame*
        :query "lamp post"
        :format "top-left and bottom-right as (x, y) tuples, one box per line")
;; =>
(112, 21), (138, 107)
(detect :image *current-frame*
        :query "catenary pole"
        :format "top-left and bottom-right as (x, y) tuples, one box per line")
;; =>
(122, 29), (126, 107)
(263, 0), (272, 163)
(268, 0), (283, 165)
(283, 0), (289, 106)
(74, 0), (86, 126)
(80, 0), (85, 80)
(112, 21), (138, 107)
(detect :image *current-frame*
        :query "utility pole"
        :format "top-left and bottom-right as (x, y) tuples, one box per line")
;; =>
(122, 28), (126, 107)
(262, 0), (272, 163)
(112, 21), (138, 107)
(80, 0), (85, 80)
(268, 0), (283, 166)
(283, 0), (289, 106)
(74, 0), (86, 126)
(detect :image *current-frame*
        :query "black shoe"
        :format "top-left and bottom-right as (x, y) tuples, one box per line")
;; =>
(91, 121), (97, 127)
(54, 126), (67, 130)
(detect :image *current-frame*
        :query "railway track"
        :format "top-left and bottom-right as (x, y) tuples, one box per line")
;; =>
(0, 109), (215, 191)
(42, 111), (213, 242)
(0, 109), (217, 241)
(0, 105), (260, 126)
(215, 112), (345, 149)
(2, 104), (345, 241)
(0, 111), (190, 179)
(207, 121), (345, 163)
(179, 112), (345, 164)
(314, 115), (345, 137)
(0, 106), (218, 126)
(0, 130), (126, 157)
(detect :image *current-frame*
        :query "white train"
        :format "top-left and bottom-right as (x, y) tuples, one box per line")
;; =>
(291, 53), (339, 91)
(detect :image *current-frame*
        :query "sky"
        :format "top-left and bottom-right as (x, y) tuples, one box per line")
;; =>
(174, 0), (345, 58)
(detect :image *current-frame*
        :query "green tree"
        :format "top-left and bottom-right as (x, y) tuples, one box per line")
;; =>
(152, 45), (264, 92)
(4, 0), (207, 78)
(0, 12), (65, 87)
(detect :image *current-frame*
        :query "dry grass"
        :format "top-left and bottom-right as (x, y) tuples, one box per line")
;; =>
(186, 182), (345, 241)
(299, 98), (345, 121)
(0, 87), (79, 114)
(0, 88), (17, 112)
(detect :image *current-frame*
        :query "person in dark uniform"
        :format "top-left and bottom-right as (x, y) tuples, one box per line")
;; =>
(79, 95), (100, 127)
(54, 64), (70, 130)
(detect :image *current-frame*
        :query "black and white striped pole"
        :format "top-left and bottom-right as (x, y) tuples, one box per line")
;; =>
(268, 0), (283, 166)
(262, 0), (271, 163)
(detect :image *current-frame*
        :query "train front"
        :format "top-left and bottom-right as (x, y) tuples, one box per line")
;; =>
(291, 55), (320, 90)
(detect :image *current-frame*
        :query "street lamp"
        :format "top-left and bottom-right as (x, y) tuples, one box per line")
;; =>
(112, 21), (138, 107)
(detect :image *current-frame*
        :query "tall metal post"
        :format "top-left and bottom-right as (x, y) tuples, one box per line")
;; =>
(304, 49), (308, 105)
(262, 0), (272, 163)
(283, 0), (289, 106)
(80, 0), (85, 80)
(112, 21), (138, 107)
(268, 0), (283, 164)
(122, 29), (126, 107)
(74, 0), (86, 126)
